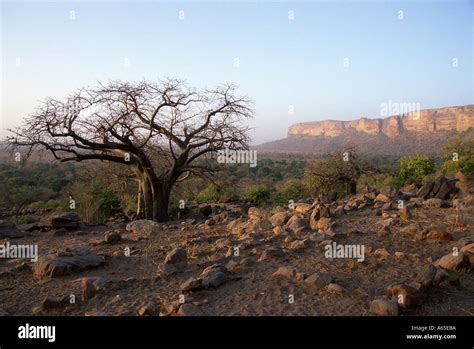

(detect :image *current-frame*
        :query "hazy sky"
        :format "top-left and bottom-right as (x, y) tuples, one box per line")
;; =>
(1, 0), (472, 144)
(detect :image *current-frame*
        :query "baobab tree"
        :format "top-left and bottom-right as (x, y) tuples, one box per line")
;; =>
(7, 79), (253, 222)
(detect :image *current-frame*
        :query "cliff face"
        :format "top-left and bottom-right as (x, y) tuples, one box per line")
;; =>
(288, 105), (474, 138)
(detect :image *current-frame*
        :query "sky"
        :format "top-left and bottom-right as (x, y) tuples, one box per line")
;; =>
(1, 0), (473, 144)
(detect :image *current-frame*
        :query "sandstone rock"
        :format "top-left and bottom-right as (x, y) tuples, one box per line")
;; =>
(180, 277), (202, 292)
(386, 283), (422, 309)
(285, 215), (309, 234)
(289, 238), (311, 250)
(248, 207), (266, 220)
(137, 304), (160, 316)
(435, 179), (456, 200)
(433, 268), (449, 286)
(316, 217), (335, 232)
(41, 296), (71, 310)
(269, 211), (290, 227)
(78, 276), (107, 300)
(374, 248), (391, 259)
(416, 265), (438, 289)
(126, 220), (160, 237)
(1, 218), (32, 237)
(423, 198), (449, 209)
(379, 186), (397, 198)
(326, 283), (346, 294)
(417, 182), (434, 199)
(370, 299), (399, 316)
(164, 248), (187, 270)
(33, 249), (105, 280)
(39, 212), (80, 230)
(259, 247), (286, 261)
(375, 194), (391, 203)
(199, 204), (213, 218)
(104, 230), (121, 243)
(399, 207), (412, 221)
(434, 252), (470, 272)
(247, 218), (273, 233)
(177, 303), (204, 316)
(426, 230), (452, 242)
(309, 205), (331, 230)
(304, 272), (334, 290)
(295, 203), (312, 215)
(272, 266), (296, 279)
(200, 264), (230, 288)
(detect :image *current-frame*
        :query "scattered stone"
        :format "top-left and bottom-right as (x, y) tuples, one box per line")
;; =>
(177, 303), (204, 316)
(375, 193), (391, 203)
(295, 203), (312, 215)
(39, 212), (80, 230)
(137, 304), (161, 316)
(78, 277), (107, 301)
(416, 265), (438, 289)
(370, 299), (399, 316)
(423, 198), (449, 209)
(200, 264), (230, 288)
(433, 268), (449, 286)
(288, 238), (311, 250)
(285, 215), (309, 234)
(326, 283), (346, 294)
(272, 266), (296, 279)
(269, 211), (290, 227)
(399, 207), (412, 221)
(164, 248), (187, 270)
(126, 220), (160, 238)
(33, 248), (105, 280)
(259, 246), (286, 261)
(434, 252), (470, 272)
(386, 283), (422, 309)
(41, 296), (71, 310)
(104, 230), (122, 243)
(305, 272), (334, 290)
(374, 248), (391, 259)
(0, 219), (29, 238)
(426, 230), (452, 242)
(417, 182), (434, 199)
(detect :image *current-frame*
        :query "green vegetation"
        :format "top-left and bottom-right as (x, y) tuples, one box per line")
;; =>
(397, 154), (436, 182)
(243, 184), (271, 206)
(441, 136), (474, 178)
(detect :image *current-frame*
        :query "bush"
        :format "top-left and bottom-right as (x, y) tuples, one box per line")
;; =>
(273, 179), (306, 204)
(441, 137), (474, 178)
(243, 184), (271, 206)
(397, 154), (436, 182)
(196, 185), (220, 203)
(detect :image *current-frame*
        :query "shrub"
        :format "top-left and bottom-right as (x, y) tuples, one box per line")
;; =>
(273, 179), (306, 204)
(441, 136), (474, 178)
(196, 185), (220, 203)
(243, 184), (271, 206)
(397, 154), (436, 182)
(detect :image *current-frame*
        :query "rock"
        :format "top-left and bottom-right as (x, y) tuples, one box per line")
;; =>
(417, 182), (434, 199)
(316, 217), (335, 232)
(17, 222), (40, 232)
(285, 215), (309, 234)
(426, 230), (452, 242)
(309, 205), (331, 230)
(434, 252), (470, 272)
(164, 248), (187, 270)
(159, 263), (179, 276)
(416, 265), (438, 289)
(433, 268), (449, 286)
(78, 277), (106, 300)
(246, 218), (273, 233)
(0, 219), (29, 238)
(126, 220), (160, 238)
(423, 198), (449, 209)
(180, 277), (202, 292)
(309, 231), (330, 243)
(177, 304), (204, 316)
(326, 283), (346, 294)
(304, 272), (334, 290)
(248, 207), (266, 220)
(379, 186), (397, 198)
(32, 248), (105, 280)
(259, 246), (286, 261)
(272, 226), (286, 235)
(374, 248), (391, 259)
(272, 266), (297, 279)
(41, 296), (71, 310)
(332, 205), (346, 217)
(375, 194), (391, 203)
(288, 238), (311, 250)
(295, 203), (312, 214)
(199, 205), (213, 218)
(435, 179), (456, 200)
(104, 231), (121, 243)
(386, 283), (422, 309)
(370, 299), (399, 316)
(39, 212), (80, 230)
(137, 304), (160, 316)
(269, 211), (290, 227)
(399, 207), (412, 221)
(200, 264), (230, 288)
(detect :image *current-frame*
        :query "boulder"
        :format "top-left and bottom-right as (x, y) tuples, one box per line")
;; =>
(435, 179), (456, 200)
(181, 264), (230, 292)
(423, 198), (449, 209)
(0, 219), (29, 238)
(304, 272), (334, 290)
(164, 248), (187, 270)
(386, 283), (422, 309)
(104, 231), (122, 243)
(285, 215), (309, 234)
(426, 230), (452, 242)
(417, 182), (434, 199)
(370, 299), (399, 316)
(272, 266), (297, 280)
(269, 211), (290, 227)
(78, 277), (107, 301)
(39, 212), (80, 230)
(33, 248), (105, 280)
(126, 220), (160, 238)
(295, 203), (312, 215)
(434, 252), (470, 272)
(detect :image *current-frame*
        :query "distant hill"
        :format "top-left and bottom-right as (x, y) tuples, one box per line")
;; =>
(255, 105), (474, 156)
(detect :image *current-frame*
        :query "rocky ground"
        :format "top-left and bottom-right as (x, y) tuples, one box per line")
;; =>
(0, 176), (473, 316)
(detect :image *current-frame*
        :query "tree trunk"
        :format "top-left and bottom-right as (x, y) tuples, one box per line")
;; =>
(152, 181), (171, 222)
